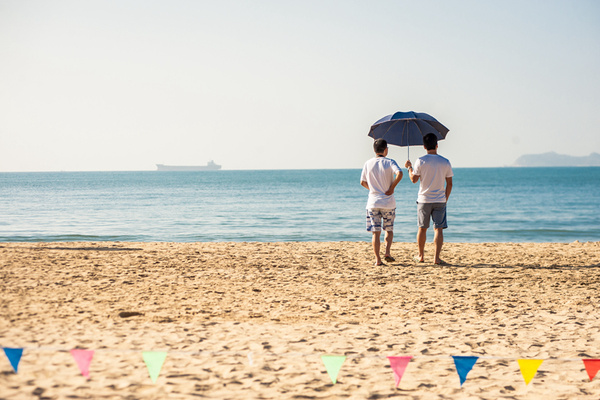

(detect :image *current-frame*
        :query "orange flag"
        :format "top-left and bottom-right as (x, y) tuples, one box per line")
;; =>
(582, 359), (600, 381)
(387, 356), (412, 387)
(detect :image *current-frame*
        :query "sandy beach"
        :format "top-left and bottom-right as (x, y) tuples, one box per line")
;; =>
(1, 241), (599, 399)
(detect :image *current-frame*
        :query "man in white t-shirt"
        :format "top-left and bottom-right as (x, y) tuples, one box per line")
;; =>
(361, 139), (403, 266)
(405, 133), (453, 265)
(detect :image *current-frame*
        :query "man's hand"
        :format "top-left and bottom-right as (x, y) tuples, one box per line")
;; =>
(406, 161), (419, 183)
(445, 177), (453, 201)
(385, 170), (403, 195)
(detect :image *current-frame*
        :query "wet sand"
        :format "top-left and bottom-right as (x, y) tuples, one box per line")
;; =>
(1, 241), (599, 399)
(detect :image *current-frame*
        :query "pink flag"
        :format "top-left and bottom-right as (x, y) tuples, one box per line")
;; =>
(70, 349), (94, 379)
(583, 359), (600, 382)
(387, 356), (413, 387)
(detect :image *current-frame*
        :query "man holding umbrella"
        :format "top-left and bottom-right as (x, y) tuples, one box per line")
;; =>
(405, 133), (453, 265)
(361, 139), (403, 266)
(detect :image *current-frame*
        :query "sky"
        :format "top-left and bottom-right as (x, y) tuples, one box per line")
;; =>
(1, 0), (599, 171)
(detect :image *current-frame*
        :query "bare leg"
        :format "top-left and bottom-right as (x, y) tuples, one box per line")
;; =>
(384, 230), (393, 258)
(372, 231), (382, 265)
(416, 227), (427, 262)
(434, 228), (444, 264)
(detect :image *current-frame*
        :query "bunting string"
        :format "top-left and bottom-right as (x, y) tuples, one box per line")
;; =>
(0, 344), (591, 361)
(2, 345), (599, 388)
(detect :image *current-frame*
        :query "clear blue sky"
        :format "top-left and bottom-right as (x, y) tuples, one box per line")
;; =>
(1, 0), (599, 171)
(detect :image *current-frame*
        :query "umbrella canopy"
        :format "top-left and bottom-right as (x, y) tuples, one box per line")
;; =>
(368, 111), (449, 147)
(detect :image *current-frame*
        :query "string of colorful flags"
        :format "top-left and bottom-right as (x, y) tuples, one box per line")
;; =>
(2, 346), (599, 388)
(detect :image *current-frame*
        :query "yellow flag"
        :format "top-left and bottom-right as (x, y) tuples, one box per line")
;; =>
(518, 359), (543, 385)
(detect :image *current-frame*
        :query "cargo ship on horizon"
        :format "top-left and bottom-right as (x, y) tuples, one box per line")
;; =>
(156, 160), (222, 171)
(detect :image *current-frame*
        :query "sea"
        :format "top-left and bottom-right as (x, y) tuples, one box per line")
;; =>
(0, 168), (599, 243)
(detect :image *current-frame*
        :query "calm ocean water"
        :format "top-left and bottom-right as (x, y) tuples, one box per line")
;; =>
(0, 168), (599, 243)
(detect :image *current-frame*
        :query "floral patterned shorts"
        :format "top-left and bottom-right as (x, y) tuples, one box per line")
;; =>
(366, 208), (395, 232)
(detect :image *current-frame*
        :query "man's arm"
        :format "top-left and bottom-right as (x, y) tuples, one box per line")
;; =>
(445, 177), (453, 201)
(385, 170), (403, 195)
(361, 180), (369, 190)
(404, 160), (419, 183)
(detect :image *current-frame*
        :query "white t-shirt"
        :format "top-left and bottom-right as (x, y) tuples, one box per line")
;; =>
(361, 156), (401, 209)
(413, 154), (453, 203)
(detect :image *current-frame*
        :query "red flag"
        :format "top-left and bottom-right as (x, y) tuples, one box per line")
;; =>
(583, 359), (600, 382)
(387, 356), (413, 387)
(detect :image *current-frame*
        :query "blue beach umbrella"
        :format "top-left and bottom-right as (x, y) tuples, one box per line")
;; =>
(368, 111), (449, 160)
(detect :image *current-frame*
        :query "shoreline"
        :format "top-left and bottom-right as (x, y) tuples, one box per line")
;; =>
(1, 239), (598, 246)
(1, 241), (599, 399)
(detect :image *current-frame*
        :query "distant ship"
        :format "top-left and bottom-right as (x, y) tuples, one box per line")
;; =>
(156, 160), (222, 171)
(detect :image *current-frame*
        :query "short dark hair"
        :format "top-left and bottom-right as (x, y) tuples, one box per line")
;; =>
(423, 133), (438, 150)
(373, 139), (387, 154)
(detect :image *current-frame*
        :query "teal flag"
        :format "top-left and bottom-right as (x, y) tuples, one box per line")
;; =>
(3, 348), (23, 373)
(452, 356), (478, 386)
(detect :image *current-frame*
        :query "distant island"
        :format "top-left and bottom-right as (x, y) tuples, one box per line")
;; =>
(512, 152), (600, 167)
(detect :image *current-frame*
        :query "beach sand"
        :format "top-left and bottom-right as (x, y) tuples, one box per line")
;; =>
(1, 241), (599, 399)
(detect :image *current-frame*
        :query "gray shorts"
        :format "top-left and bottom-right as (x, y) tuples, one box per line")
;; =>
(417, 202), (447, 229)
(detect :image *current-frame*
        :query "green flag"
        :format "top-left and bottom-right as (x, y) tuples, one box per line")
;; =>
(143, 351), (167, 383)
(321, 355), (346, 384)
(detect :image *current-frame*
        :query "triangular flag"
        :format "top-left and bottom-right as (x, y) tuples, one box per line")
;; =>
(583, 359), (600, 381)
(452, 356), (479, 386)
(387, 356), (412, 387)
(518, 359), (543, 385)
(70, 349), (94, 379)
(142, 351), (167, 383)
(321, 355), (346, 384)
(3, 348), (23, 373)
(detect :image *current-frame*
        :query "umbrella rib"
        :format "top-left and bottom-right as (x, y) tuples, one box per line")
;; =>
(414, 120), (425, 141)
(381, 120), (400, 140)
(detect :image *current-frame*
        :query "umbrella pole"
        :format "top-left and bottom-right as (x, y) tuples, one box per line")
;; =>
(405, 123), (410, 162)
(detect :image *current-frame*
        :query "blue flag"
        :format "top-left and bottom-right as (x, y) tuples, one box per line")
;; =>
(3, 348), (24, 373)
(452, 356), (478, 386)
